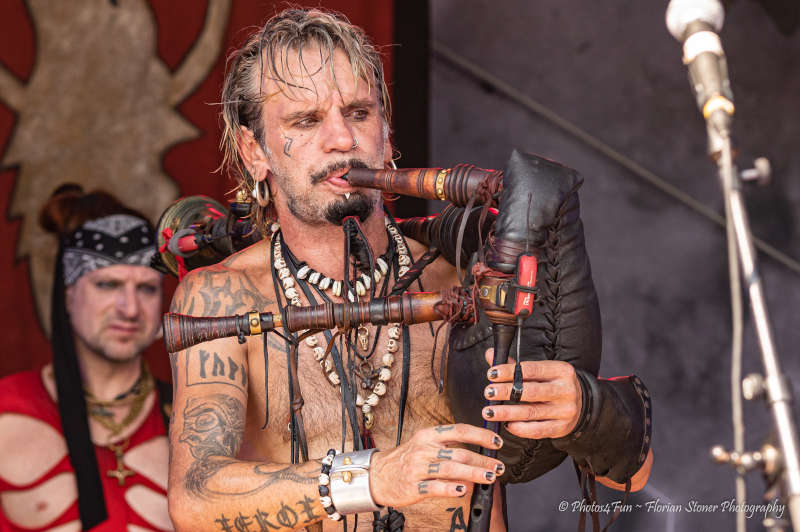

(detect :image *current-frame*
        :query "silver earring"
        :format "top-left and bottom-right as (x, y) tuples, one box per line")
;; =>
(252, 181), (270, 207)
(351, 137), (359, 150)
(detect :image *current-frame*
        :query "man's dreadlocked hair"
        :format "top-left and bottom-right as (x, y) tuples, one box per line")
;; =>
(220, 8), (392, 233)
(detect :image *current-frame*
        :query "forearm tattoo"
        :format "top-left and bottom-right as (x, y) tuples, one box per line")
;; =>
(215, 495), (319, 531)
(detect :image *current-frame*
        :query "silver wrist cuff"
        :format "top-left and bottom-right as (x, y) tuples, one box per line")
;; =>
(329, 448), (383, 514)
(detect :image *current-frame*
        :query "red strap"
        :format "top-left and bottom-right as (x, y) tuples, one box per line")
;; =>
(159, 227), (189, 279)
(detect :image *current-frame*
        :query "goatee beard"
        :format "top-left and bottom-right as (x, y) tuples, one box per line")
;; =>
(324, 192), (375, 225)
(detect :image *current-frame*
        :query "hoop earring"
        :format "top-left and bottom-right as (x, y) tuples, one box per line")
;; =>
(252, 180), (270, 207)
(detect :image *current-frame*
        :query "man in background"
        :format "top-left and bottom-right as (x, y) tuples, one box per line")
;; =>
(0, 185), (173, 531)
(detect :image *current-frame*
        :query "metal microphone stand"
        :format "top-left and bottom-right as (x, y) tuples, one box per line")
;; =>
(707, 114), (800, 531)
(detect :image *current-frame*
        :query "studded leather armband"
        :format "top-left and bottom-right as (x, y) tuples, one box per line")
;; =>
(551, 372), (652, 483)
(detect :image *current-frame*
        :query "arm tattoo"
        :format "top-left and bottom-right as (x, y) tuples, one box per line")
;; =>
(180, 394), (317, 499)
(169, 352), (180, 395)
(185, 348), (248, 392)
(170, 267), (284, 352)
(181, 394), (244, 497)
(217, 498), (320, 531)
(171, 268), (273, 317)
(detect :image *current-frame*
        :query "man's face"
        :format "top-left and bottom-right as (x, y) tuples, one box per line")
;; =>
(66, 264), (163, 364)
(248, 44), (392, 226)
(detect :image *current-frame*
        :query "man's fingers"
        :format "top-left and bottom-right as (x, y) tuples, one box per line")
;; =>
(425, 423), (503, 450)
(504, 419), (574, 439)
(428, 447), (505, 475)
(484, 347), (495, 366)
(484, 381), (567, 402)
(416, 480), (469, 499)
(482, 402), (577, 424)
(421, 460), (498, 484)
(487, 359), (574, 382)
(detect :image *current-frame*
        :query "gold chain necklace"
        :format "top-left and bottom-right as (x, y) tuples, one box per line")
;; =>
(85, 365), (154, 438)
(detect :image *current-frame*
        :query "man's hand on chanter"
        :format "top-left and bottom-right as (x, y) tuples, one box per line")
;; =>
(481, 348), (583, 440)
(369, 423), (504, 507)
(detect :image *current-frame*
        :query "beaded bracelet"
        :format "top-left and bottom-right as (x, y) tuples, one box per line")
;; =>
(319, 449), (342, 521)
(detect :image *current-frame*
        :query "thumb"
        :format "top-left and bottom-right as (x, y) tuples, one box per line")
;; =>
(484, 347), (495, 366)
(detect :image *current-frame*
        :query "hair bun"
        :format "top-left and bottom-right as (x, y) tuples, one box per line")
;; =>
(39, 184), (150, 238)
(39, 183), (87, 236)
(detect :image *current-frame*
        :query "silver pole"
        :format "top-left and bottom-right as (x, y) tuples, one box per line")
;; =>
(717, 134), (800, 531)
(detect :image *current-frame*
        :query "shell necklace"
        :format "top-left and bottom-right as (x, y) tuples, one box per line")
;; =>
(271, 221), (408, 430)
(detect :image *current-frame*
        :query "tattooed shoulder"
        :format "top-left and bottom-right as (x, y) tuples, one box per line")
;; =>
(170, 264), (274, 317)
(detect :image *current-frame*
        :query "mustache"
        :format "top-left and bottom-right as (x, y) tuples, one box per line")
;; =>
(309, 158), (370, 185)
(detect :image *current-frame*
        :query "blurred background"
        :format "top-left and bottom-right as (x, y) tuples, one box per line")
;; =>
(1, 1), (798, 530)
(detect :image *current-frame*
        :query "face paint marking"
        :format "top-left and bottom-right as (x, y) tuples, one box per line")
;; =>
(283, 135), (293, 157)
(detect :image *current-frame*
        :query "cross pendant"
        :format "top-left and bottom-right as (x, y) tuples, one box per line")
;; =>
(106, 442), (134, 486)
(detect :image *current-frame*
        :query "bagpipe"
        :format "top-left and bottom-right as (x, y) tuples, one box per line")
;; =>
(157, 150), (651, 531)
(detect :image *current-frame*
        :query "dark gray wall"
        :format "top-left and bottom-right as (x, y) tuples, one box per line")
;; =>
(430, 2), (800, 530)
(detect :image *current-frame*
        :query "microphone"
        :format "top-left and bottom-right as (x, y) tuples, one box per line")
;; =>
(666, 0), (734, 139)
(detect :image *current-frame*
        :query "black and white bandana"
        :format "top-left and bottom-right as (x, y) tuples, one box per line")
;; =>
(62, 214), (157, 285)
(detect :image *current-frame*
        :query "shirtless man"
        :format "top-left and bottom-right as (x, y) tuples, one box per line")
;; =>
(167, 8), (652, 531)
(0, 186), (172, 531)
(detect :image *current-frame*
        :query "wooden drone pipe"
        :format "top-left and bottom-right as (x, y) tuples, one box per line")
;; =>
(346, 164), (503, 207)
(162, 291), (450, 353)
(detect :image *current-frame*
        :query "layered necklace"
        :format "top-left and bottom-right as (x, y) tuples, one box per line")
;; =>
(84, 363), (154, 437)
(84, 363), (154, 486)
(271, 218), (410, 431)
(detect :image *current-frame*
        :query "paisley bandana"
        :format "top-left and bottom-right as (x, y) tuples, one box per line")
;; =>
(62, 214), (157, 285)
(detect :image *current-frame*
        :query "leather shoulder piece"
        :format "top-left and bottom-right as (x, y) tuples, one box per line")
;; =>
(551, 372), (652, 483)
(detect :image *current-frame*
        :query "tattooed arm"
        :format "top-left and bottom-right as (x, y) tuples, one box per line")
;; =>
(167, 260), (511, 530)
(167, 264), (324, 532)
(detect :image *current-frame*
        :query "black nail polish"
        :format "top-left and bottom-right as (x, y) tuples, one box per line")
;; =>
(495, 463), (505, 474)
(493, 435), (503, 447)
(488, 369), (498, 379)
(485, 471), (495, 481)
(484, 408), (494, 418)
(486, 387), (496, 398)
(456, 485), (465, 493)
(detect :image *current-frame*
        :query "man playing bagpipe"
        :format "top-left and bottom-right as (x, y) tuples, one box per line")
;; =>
(166, 8), (652, 531)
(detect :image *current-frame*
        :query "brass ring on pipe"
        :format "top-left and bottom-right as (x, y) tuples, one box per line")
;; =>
(435, 169), (448, 201)
(248, 311), (262, 335)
